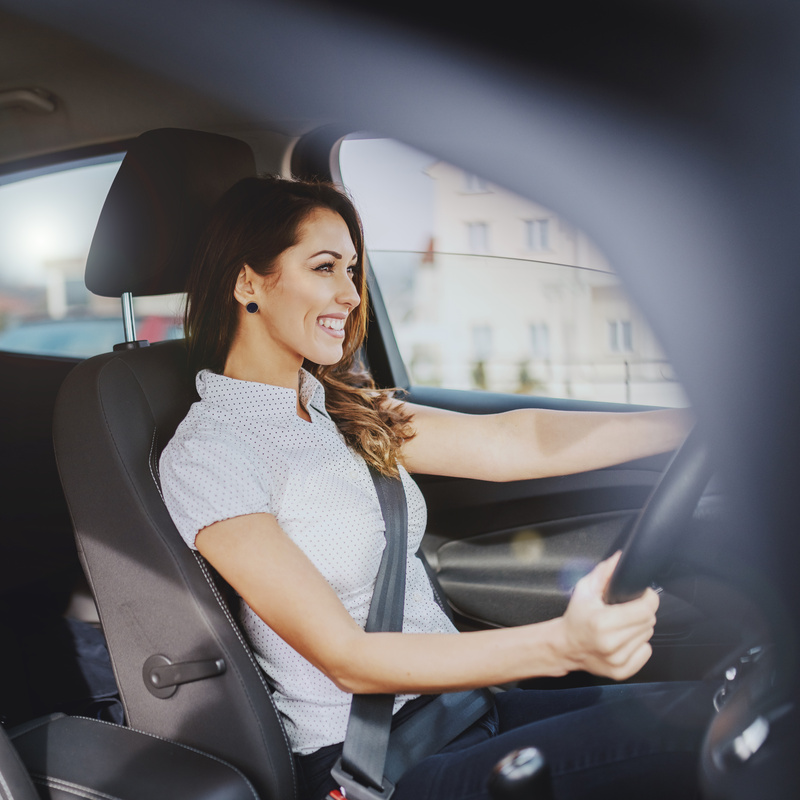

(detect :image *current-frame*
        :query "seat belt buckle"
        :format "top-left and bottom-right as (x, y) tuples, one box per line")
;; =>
(330, 756), (395, 800)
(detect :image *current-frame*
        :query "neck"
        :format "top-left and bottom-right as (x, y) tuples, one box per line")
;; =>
(224, 342), (310, 421)
(223, 331), (303, 392)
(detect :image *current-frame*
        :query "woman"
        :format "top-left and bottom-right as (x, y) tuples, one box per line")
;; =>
(160, 175), (713, 800)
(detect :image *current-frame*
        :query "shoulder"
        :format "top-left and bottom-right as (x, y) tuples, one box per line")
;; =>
(161, 400), (262, 478)
(159, 400), (274, 549)
(159, 376), (281, 496)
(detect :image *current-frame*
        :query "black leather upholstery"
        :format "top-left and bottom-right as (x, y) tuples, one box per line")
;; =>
(52, 129), (296, 799)
(0, 723), (38, 800)
(11, 714), (258, 800)
(53, 341), (296, 800)
(85, 128), (256, 297)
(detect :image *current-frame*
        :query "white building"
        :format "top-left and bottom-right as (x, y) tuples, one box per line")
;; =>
(372, 162), (684, 406)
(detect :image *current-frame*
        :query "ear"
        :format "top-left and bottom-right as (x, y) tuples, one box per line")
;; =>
(232, 264), (257, 308)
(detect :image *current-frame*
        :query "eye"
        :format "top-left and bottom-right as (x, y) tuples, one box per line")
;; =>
(313, 261), (336, 273)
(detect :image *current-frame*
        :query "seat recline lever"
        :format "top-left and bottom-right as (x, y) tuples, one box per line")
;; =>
(143, 654), (226, 699)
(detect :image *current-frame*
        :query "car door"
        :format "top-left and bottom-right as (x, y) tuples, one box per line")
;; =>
(0, 156), (130, 724)
(331, 134), (735, 685)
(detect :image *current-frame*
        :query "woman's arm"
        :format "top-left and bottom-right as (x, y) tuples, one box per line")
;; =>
(197, 513), (658, 694)
(397, 403), (692, 481)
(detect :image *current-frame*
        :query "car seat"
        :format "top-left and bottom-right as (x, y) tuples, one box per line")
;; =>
(52, 128), (298, 800)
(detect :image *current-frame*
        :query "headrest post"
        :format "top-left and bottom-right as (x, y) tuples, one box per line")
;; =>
(121, 292), (137, 343)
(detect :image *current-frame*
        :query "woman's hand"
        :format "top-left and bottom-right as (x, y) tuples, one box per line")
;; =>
(556, 552), (659, 681)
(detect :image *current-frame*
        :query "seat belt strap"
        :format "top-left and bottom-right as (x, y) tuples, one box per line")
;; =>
(383, 687), (494, 783)
(337, 467), (408, 796)
(332, 467), (494, 800)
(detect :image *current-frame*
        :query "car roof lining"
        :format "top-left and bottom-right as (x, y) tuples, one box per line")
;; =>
(0, 8), (300, 171)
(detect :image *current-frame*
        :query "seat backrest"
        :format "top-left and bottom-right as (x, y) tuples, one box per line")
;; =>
(52, 129), (297, 800)
(0, 722), (38, 800)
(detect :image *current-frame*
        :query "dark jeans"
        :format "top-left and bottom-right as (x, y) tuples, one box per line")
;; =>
(296, 681), (717, 800)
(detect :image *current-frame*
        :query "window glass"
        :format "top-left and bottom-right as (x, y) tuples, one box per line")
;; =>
(0, 158), (183, 358)
(339, 137), (686, 407)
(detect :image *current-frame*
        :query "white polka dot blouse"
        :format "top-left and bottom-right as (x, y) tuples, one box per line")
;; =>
(159, 368), (458, 755)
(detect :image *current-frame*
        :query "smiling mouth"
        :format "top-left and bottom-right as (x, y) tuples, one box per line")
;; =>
(317, 316), (346, 338)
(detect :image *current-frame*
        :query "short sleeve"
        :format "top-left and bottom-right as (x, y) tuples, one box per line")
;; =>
(159, 428), (271, 549)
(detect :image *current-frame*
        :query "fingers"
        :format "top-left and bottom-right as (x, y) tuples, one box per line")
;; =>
(579, 615), (656, 680)
(577, 551), (621, 597)
(600, 617), (657, 661)
(595, 595), (658, 657)
(604, 642), (654, 682)
(593, 550), (622, 591)
(579, 552), (659, 617)
(582, 603), (656, 657)
(574, 561), (660, 627)
(606, 586), (660, 628)
(561, 557), (659, 680)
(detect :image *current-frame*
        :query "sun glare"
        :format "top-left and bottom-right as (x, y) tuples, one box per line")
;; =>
(0, 160), (120, 287)
(19, 218), (65, 260)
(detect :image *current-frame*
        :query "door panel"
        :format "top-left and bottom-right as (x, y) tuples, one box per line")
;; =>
(435, 510), (633, 628)
(0, 350), (86, 724)
(407, 385), (738, 681)
(0, 350), (80, 592)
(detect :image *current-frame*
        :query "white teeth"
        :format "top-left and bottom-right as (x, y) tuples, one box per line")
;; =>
(318, 317), (345, 331)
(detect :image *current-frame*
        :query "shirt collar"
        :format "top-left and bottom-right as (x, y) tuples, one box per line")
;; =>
(196, 368), (330, 421)
(299, 369), (329, 418)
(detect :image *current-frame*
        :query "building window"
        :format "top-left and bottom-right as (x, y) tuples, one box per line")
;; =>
(525, 218), (550, 251)
(467, 222), (490, 254)
(471, 324), (493, 361)
(529, 323), (550, 358)
(608, 320), (633, 352)
(463, 173), (490, 193)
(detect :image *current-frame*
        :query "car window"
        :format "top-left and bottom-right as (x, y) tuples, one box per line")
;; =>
(339, 137), (686, 407)
(0, 158), (183, 358)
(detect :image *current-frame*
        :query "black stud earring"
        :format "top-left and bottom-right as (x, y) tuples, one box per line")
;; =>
(246, 302), (259, 314)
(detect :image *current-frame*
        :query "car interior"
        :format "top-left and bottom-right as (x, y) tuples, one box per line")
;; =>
(1, 1), (799, 799)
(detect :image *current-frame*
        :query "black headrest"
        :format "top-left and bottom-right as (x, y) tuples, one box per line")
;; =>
(85, 128), (256, 298)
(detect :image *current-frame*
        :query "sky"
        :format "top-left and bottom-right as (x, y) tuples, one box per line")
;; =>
(339, 138), (436, 253)
(0, 139), (435, 289)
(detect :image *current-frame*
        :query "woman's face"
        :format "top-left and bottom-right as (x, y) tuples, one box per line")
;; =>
(247, 207), (361, 369)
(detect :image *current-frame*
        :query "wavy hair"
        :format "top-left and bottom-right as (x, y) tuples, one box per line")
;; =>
(185, 175), (412, 476)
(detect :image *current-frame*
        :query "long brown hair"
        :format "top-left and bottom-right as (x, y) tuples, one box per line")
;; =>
(185, 175), (412, 475)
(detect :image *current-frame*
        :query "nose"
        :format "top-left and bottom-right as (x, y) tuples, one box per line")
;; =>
(337, 270), (361, 309)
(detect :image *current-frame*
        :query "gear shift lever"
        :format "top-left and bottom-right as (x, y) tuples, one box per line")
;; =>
(488, 748), (553, 800)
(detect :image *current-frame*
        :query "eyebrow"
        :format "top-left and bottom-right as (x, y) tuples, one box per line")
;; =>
(311, 249), (358, 262)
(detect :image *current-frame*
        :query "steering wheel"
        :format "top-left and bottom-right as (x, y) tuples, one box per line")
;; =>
(604, 425), (714, 605)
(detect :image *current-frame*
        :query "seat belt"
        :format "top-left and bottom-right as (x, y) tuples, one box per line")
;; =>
(329, 467), (493, 800)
